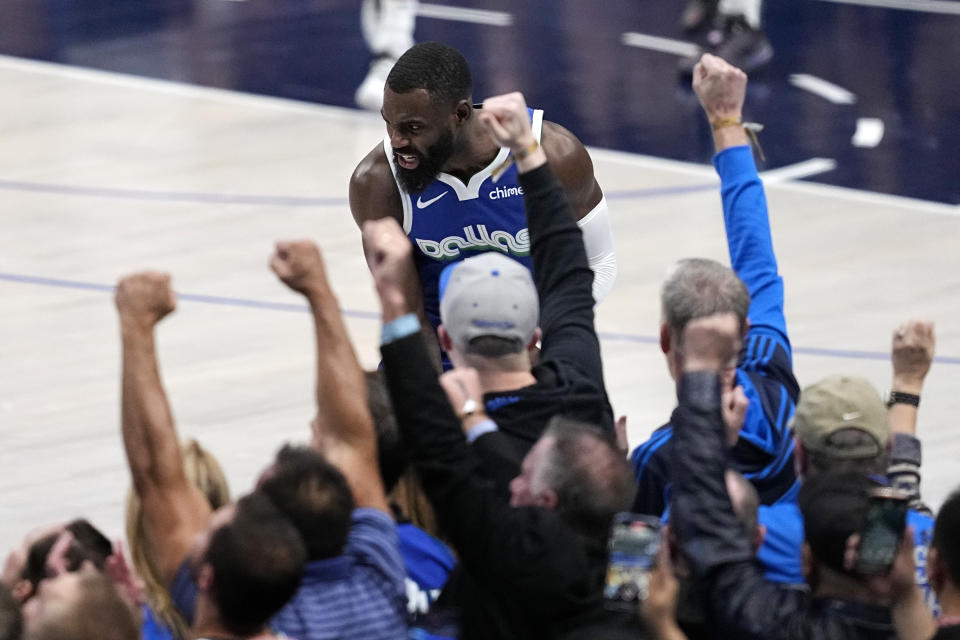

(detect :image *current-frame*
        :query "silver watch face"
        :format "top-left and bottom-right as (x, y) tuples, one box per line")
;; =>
(461, 398), (478, 415)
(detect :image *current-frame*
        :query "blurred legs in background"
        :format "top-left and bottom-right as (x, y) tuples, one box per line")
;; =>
(356, 0), (418, 111)
(679, 0), (772, 75)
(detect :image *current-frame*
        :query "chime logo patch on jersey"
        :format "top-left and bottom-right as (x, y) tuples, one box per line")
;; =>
(415, 224), (530, 260)
(489, 185), (524, 200)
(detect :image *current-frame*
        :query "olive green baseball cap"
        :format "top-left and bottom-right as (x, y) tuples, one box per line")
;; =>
(791, 375), (889, 459)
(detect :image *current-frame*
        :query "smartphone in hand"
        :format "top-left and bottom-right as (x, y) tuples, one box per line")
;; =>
(855, 487), (909, 575)
(604, 512), (662, 610)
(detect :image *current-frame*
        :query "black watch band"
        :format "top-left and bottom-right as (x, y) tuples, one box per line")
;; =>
(887, 391), (920, 408)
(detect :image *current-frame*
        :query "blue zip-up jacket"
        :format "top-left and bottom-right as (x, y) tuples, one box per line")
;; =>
(631, 146), (800, 516)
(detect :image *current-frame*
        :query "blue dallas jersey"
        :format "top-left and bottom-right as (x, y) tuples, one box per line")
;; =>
(385, 109), (543, 330)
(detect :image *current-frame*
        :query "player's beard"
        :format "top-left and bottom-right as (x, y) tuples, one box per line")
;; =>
(394, 129), (455, 194)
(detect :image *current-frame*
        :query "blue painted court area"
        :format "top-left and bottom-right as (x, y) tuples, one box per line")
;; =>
(0, 0), (957, 203)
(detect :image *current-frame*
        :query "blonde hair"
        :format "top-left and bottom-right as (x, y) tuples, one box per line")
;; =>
(125, 439), (230, 640)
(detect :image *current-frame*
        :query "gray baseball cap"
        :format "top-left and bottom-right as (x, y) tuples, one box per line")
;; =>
(439, 252), (539, 353)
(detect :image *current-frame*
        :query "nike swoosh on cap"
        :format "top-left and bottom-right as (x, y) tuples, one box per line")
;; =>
(842, 411), (862, 421)
(416, 191), (449, 209)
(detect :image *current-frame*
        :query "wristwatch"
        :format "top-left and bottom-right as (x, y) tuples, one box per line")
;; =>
(887, 391), (920, 408)
(459, 398), (478, 420)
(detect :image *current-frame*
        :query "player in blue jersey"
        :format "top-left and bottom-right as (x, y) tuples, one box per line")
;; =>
(630, 53), (799, 517)
(349, 42), (617, 364)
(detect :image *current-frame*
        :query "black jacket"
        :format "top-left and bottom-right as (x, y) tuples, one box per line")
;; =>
(479, 163), (614, 463)
(671, 371), (896, 640)
(381, 330), (640, 640)
(379, 161), (637, 640)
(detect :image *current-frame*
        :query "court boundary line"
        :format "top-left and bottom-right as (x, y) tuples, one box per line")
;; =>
(3, 271), (959, 365)
(0, 157), (836, 207)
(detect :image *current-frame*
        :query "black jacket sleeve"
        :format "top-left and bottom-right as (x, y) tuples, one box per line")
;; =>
(672, 371), (807, 639)
(381, 332), (592, 593)
(519, 164), (606, 391)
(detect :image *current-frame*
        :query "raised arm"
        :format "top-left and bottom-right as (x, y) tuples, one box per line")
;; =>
(670, 313), (803, 638)
(479, 94), (608, 393)
(887, 320), (935, 514)
(115, 272), (211, 587)
(269, 240), (388, 513)
(694, 54), (790, 356)
(365, 218), (583, 590)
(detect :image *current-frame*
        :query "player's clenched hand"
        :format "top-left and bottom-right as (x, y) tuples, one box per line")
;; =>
(692, 53), (747, 123)
(270, 240), (328, 296)
(478, 92), (535, 152)
(115, 271), (176, 327)
(362, 218), (413, 318)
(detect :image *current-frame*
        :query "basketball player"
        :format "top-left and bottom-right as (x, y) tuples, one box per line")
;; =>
(349, 42), (617, 362)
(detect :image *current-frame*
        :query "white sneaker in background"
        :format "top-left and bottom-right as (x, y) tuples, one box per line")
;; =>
(355, 56), (396, 111)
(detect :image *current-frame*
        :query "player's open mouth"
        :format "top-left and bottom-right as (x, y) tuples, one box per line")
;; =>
(395, 152), (420, 170)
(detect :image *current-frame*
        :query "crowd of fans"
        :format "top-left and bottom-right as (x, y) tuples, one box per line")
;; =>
(1, 46), (954, 640)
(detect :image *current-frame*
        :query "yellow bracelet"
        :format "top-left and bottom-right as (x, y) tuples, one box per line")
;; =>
(711, 117), (743, 131)
(710, 117), (766, 162)
(514, 139), (540, 160)
(491, 139), (541, 181)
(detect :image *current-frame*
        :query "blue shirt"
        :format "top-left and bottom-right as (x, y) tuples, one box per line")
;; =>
(757, 500), (936, 603)
(397, 522), (455, 620)
(631, 146), (800, 515)
(271, 508), (408, 640)
(140, 605), (174, 640)
(172, 508), (408, 640)
(385, 109), (543, 331)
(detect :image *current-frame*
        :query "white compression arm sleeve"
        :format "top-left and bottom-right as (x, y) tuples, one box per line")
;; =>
(578, 197), (617, 303)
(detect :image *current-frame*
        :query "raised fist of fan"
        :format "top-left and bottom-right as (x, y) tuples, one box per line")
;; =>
(478, 92), (536, 153)
(270, 240), (328, 296)
(115, 271), (177, 327)
(679, 312), (741, 375)
(692, 53), (747, 124)
(362, 217), (414, 320)
(891, 320), (935, 395)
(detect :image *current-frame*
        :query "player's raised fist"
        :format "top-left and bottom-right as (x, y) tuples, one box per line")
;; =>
(692, 53), (747, 123)
(115, 271), (176, 326)
(270, 240), (327, 295)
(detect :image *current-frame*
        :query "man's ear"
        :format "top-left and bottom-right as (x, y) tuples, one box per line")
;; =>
(659, 323), (671, 355)
(438, 325), (454, 353)
(528, 327), (542, 351)
(455, 100), (472, 124)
